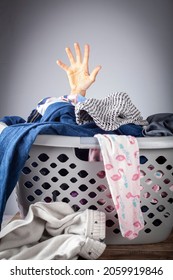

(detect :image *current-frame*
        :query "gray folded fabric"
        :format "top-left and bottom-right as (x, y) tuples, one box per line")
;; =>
(0, 202), (106, 260)
(143, 113), (173, 136)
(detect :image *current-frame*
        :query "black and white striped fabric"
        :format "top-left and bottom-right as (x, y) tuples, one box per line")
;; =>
(75, 92), (148, 131)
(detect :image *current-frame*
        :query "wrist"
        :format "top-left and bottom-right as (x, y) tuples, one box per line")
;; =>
(71, 89), (86, 97)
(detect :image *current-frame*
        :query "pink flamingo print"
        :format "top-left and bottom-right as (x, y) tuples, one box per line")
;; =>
(124, 230), (138, 239)
(116, 154), (132, 166)
(115, 195), (120, 210)
(132, 165), (140, 181)
(105, 163), (113, 170)
(133, 221), (142, 228)
(134, 150), (139, 159)
(126, 192), (140, 199)
(111, 168), (124, 181)
(132, 173), (140, 181)
(128, 136), (136, 144)
(124, 230), (133, 238)
(116, 154), (126, 161)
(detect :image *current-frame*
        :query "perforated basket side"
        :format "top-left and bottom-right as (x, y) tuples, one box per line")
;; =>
(17, 136), (173, 244)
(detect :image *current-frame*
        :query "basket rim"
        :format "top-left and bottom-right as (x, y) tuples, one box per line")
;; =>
(33, 135), (173, 150)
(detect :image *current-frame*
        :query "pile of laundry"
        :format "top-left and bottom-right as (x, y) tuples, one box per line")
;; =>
(0, 91), (172, 259)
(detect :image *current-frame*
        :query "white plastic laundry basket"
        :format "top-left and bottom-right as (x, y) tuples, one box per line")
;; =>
(17, 135), (173, 244)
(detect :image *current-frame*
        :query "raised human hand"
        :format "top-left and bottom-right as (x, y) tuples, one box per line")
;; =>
(56, 43), (101, 96)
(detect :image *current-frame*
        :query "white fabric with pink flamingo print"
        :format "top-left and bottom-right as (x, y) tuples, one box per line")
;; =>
(95, 134), (144, 240)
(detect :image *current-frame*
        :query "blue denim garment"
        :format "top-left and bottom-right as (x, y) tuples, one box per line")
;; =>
(0, 102), (143, 227)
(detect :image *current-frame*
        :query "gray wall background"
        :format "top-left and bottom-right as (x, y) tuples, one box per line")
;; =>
(1, 0), (173, 214)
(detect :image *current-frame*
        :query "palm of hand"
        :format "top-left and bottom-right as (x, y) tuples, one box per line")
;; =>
(68, 65), (93, 93)
(57, 43), (101, 96)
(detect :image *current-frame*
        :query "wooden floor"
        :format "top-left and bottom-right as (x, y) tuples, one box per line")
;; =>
(99, 230), (173, 260)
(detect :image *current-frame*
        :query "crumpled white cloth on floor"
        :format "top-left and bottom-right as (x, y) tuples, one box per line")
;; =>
(0, 202), (106, 260)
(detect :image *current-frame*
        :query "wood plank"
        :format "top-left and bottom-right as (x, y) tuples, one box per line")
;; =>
(99, 230), (173, 260)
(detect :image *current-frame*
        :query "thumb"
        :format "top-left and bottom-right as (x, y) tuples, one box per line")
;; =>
(90, 65), (102, 82)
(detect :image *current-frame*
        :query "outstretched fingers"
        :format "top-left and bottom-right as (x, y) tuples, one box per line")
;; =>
(56, 60), (69, 72)
(65, 47), (75, 65)
(83, 44), (90, 71)
(57, 43), (102, 94)
(74, 42), (82, 63)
